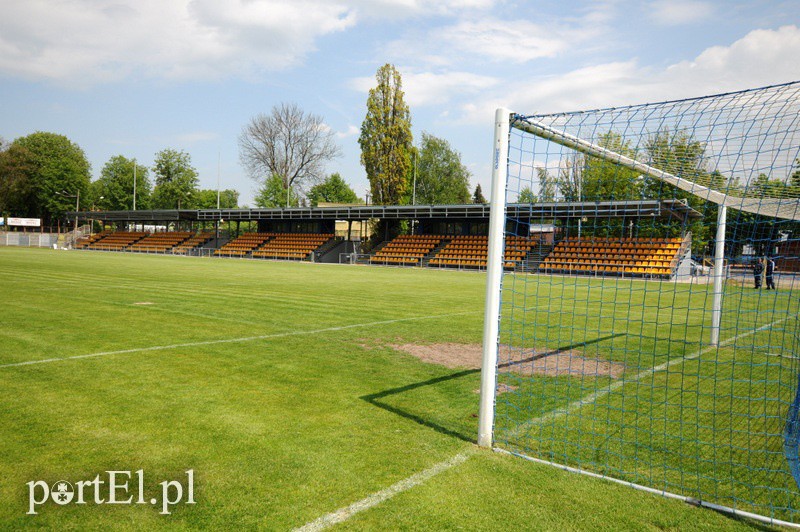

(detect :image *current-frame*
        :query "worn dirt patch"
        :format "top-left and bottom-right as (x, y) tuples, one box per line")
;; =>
(391, 343), (625, 378)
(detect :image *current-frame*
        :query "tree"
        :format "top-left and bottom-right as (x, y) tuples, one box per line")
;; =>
(239, 103), (339, 207)
(151, 149), (199, 209)
(556, 153), (584, 201)
(359, 63), (413, 205)
(473, 184), (487, 204)
(94, 155), (151, 211)
(413, 132), (471, 205)
(255, 174), (300, 208)
(307, 173), (360, 207)
(0, 142), (35, 218)
(789, 159), (800, 196)
(582, 132), (641, 201)
(4, 132), (91, 226)
(518, 187), (537, 203)
(537, 167), (556, 202)
(642, 131), (714, 252)
(194, 189), (239, 209)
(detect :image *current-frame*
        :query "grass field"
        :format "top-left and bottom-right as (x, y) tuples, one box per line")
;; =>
(0, 247), (789, 530)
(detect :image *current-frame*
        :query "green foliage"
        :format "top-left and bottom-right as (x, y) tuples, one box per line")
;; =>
(537, 167), (556, 201)
(748, 172), (790, 198)
(151, 148), (199, 209)
(254, 173), (300, 207)
(94, 155), (151, 211)
(3, 132), (91, 226)
(641, 131), (714, 252)
(413, 132), (471, 205)
(307, 173), (360, 207)
(472, 184), (487, 204)
(582, 132), (641, 201)
(193, 189), (239, 209)
(359, 63), (413, 205)
(518, 187), (537, 204)
(789, 159), (800, 196)
(556, 154), (583, 202)
(0, 142), (36, 217)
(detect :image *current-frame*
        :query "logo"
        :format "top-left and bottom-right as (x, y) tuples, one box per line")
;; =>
(51, 481), (74, 505)
(27, 470), (195, 515)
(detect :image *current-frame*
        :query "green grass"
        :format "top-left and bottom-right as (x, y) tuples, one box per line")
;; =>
(0, 247), (786, 530)
(496, 268), (800, 523)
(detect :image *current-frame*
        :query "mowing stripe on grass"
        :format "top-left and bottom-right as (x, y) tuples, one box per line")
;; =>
(0, 311), (480, 369)
(508, 313), (794, 435)
(294, 450), (475, 532)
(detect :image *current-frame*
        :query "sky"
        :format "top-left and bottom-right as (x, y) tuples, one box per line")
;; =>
(1, 0), (799, 207)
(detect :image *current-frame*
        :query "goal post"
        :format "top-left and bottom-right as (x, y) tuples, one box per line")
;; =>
(480, 82), (800, 526)
(478, 108), (512, 448)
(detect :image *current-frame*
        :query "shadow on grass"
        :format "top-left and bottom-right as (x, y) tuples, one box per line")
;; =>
(360, 334), (623, 444)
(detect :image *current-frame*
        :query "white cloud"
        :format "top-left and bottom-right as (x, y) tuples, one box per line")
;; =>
(438, 19), (566, 63)
(0, 0), (357, 85)
(348, 0), (494, 18)
(350, 69), (498, 107)
(336, 125), (360, 139)
(402, 70), (499, 106)
(648, 0), (715, 26)
(459, 25), (800, 122)
(382, 5), (612, 69)
(665, 25), (800, 91)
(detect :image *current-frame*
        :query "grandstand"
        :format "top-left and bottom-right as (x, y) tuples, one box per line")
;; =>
(539, 235), (688, 278)
(70, 228), (694, 277)
(75, 230), (110, 249)
(63, 200), (716, 276)
(369, 234), (444, 265)
(129, 231), (192, 253)
(214, 233), (272, 257)
(428, 235), (538, 270)
(251, 233), (335, 260)
(86, 231), (147, 251)
(173, 232), (214, 254)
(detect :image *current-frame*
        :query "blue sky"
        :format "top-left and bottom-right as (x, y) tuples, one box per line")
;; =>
(1, 0), (799, 206)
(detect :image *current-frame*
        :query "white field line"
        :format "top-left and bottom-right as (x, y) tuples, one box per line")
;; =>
(294, 450), (474, 532)
(508, 314), (794, 434)
(0, 311), (480, 369)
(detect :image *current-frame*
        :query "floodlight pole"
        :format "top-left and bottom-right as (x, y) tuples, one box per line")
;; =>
(710, 205), (727, 346)
(478, 108), (510, 448)
(133, 159), (137, 211)
(74, 190), (80, 234)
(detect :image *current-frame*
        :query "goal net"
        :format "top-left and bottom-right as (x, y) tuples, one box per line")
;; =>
(479, 81), (800, 526)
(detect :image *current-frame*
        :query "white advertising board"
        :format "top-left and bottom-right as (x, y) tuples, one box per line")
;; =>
(8, 217), (42, 227)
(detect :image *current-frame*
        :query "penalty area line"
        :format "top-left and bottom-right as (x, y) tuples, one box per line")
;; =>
(0, 311), (479, 369)
(294, 450), (475, 532)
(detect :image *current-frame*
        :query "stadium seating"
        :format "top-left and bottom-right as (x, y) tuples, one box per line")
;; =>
(129, 232), (192, 253)
(369, 235), (444, 265)
(252, 233), (335, 260)
(173, 232), (214, 254)
(86, 231), (148, 251)
(214, 233), (273, 257)
(75, 230), (111, 249)
(539, 236), (686, 277)
(428, 235), (536, 269)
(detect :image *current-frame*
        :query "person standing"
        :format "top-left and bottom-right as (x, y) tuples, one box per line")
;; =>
(753, 258), (763, 289)
(765, 256), (776, 290)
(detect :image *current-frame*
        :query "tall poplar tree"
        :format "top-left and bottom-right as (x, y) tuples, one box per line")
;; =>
(359, 64), (413, 206)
